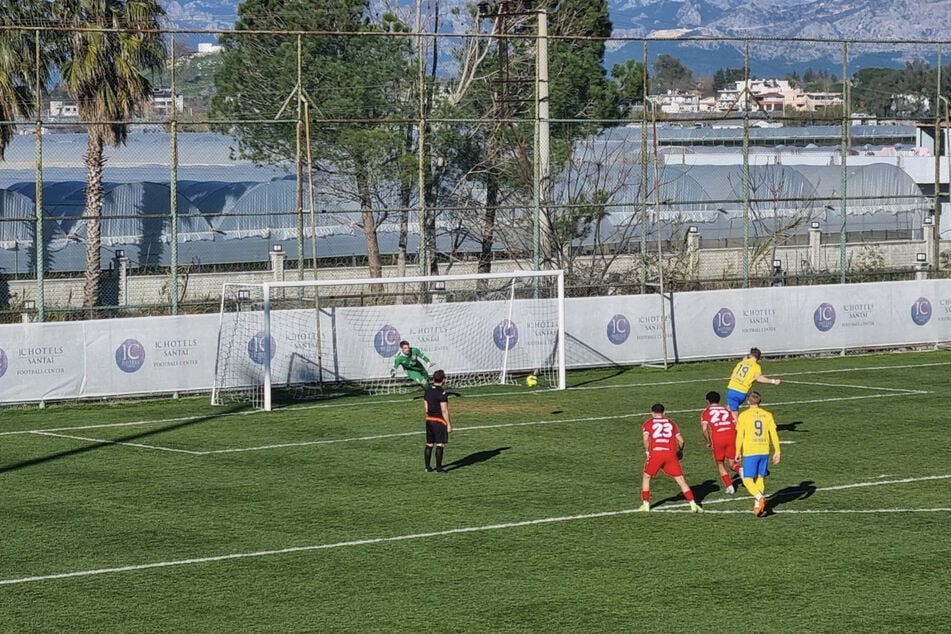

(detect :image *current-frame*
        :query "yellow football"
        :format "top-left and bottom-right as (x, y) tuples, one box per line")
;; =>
(525, 374), (538, 387)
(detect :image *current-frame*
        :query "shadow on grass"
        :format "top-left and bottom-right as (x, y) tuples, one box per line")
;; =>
(442, 447), (510, 472)
(654, 478), (718, 507)
(766, 480), (817, 515)
(0, 404), (248, 474)
(777, 420), (807, 433)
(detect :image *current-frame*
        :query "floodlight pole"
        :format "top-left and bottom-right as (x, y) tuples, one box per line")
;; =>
(537, 9), (550, 271)
(640, 41), (650, 294)
(934, 47), (945, 271)
(169, 34), (180, 314)
(838, 41), (849, 284)
(656, 203), (669, 370)
(741, 42), (751, 288)
(33, 30), (45, 321)
(417, 0), (428, 277)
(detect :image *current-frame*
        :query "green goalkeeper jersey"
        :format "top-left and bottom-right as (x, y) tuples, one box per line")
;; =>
(391, 347), (430, 375)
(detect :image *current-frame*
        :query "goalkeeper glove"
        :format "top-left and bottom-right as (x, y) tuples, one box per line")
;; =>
(389, 369), (396, 378)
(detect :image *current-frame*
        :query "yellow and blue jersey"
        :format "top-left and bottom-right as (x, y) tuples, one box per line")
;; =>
(727, 357), (762, 394)
(735, 406), (780, 457)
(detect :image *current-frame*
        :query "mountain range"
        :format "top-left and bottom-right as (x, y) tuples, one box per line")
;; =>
(162, 0), (948, 76)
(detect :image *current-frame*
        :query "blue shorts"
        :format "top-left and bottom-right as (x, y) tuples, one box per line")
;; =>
(726, 388), (748, 411)
(741, 454), (770, 479)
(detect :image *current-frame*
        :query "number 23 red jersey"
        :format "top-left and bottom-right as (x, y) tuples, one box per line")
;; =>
(642, 416), (681, 453)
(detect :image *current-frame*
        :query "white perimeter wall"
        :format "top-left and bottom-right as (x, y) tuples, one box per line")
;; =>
(0, 279), (949, 404)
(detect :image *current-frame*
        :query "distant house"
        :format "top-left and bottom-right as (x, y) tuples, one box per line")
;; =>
(806, 92), (844, 111)
(49, 100), (79, 119)
(48, 90), (184, 120)
(647, 90), (702, 114)
(890, 93), (931, 117)
(698, 96), (717, 112)
(715, 79), (842, 113)
(197, 42), (223, 55)
(149, 88), (185, 115)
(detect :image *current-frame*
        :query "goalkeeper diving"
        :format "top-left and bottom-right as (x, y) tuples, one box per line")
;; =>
(390, 340), (436, 388)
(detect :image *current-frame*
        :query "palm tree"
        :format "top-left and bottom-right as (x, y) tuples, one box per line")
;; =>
(55, 0), (166, 312)
(0, 1), (55, 158)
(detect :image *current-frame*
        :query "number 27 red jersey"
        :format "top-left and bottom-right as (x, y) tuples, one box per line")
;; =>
(701, 404), (736, 436)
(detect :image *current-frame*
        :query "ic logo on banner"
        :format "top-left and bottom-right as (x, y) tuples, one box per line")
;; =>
(493, 319), (519, 351)
(911, 297), (932, 326)
(115, 338), (145, 373)
(712, 308), (735, 338)
(247, 331), (277, 365)
(374, 325), (401, 357)
(606, 314), (630, 345)
(813, 303), (836, 332)
(0, 348), (7, 378)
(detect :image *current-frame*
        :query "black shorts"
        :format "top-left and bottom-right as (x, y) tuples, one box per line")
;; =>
(426, 419), (449, 445)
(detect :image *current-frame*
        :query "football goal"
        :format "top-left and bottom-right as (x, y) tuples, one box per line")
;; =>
(211, 270), (566, 410)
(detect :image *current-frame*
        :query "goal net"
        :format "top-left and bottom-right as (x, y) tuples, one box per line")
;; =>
(211, 270), (566, 410)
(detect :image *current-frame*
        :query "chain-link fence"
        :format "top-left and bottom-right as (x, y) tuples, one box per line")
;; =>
(0, 14), (948, 322)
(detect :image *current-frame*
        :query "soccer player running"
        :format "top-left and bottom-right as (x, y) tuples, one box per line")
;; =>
(637, 403), (703, 513)
(726, 347), (781, 416)
(391, 340), (435, 389)
(734, 391), (781, 516)
(423, 369), (452, 473)
(701, 390), (741, 493)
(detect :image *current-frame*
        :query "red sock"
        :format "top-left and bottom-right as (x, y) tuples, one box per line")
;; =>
(684, 490), (695, 502)
(731, 463), (741, 473)
(641, 491), (650, 502)
(722, 474), (733, 488)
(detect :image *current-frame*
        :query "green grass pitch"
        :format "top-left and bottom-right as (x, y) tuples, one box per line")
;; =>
(1, 350), (949, 632)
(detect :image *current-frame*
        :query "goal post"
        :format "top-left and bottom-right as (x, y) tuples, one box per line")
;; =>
(211, 269), (566, 410)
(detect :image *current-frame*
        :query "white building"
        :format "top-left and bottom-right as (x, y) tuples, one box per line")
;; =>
(150, 88), (185, 115)
(647, 90), (702, 114)
(196, 42), (223, 55)
(716, 79), (842, 113)
(48, 100), (79, 119)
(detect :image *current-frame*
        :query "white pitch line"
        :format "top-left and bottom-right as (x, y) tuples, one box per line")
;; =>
(0, 473), (948, 587)
(565, 360), (951, 394)
(199, 430), (424, 454)
(1, 359), (942, 449)
(2, 359), (945, 439)
(779, 379), (928, 394)
(29, 431), (204, 455)
(199, 413), (648, 454)
(0, 411), (260, 437)
(191, 392), (905, 455)
(777, 360), (951, 377)
(12, 391), (915, 456)
(658, 508), (951, 514)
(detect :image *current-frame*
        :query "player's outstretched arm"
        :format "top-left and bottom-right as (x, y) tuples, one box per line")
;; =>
(755, 373), (780, 386)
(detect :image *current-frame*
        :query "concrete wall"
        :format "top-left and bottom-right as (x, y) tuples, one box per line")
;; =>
(6, 237), (948, 311)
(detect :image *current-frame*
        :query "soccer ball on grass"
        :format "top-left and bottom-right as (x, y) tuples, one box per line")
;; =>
(525, 374), (538, 388)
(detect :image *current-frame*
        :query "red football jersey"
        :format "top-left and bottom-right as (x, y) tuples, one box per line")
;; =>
(642, 416), (681, 453)
(701, 404), (736, 436)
